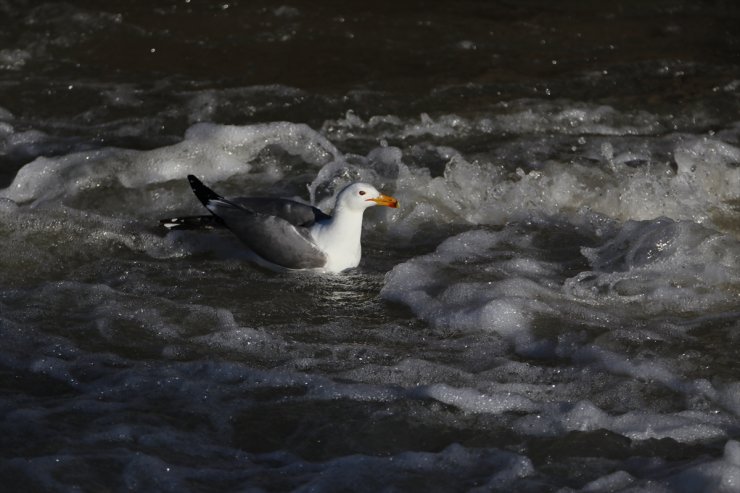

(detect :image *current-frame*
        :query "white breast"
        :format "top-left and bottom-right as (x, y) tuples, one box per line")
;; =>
(309, 210), (364, 273)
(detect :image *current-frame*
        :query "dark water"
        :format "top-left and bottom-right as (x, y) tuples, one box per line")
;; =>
(1, 1), (740, 492)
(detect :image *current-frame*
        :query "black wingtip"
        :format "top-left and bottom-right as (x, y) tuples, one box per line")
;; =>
(187, 175), (223, 207)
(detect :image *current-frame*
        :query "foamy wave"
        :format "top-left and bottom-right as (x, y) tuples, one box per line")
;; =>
(380, 138), (739, 235)
(565, 218), (740, 313)
(0, 122), (339, 210)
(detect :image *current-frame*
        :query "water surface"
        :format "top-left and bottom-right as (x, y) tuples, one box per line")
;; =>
(1, 1), (740, 491)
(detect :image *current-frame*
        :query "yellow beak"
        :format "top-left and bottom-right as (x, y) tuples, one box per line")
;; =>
(367, 194), (399, 208)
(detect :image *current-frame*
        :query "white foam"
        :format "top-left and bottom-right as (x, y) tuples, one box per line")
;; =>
(381, 216), (740, 446)
(0, 48), (31, 70)
(415, 383), (537, 414)
(580, 470), (636, 492)
(565, 218), (740, 314)
(2, 111), (737, 253)
(664, 440), (740, 493)
(381, 228), (564, 349)
(514, 399), (730, 443)
(0, 122), (339, 209)
(718, 383), (740, 417)
(387, 137), (738, 236)
(321, 107), (739, 238)
(322, 103), (670, 142)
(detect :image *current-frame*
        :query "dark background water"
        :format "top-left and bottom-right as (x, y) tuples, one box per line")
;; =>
(4, 0), (738, 88)
(1, 0), (739, 156)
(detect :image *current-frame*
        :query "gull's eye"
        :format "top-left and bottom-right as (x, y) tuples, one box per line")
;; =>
(358, 191), (366, 196)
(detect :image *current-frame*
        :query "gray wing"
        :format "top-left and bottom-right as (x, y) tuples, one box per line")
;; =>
(211, 203), (327, 269)
(186, 175), (327, 269)
(230, 197), (330, 227)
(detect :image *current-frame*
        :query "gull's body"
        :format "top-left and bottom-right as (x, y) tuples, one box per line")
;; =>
(162, 176), (398, 273)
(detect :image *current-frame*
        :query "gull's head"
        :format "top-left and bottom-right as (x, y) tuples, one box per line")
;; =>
(336, 182), (399, 212)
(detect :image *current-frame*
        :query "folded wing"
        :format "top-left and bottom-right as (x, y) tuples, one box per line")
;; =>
(230, 197), (330, 227)
(187, 175), (327, 269)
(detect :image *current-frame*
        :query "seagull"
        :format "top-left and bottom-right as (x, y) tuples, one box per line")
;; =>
(161, 175), (398, 273)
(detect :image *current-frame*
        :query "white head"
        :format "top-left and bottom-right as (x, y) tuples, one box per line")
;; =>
(335, 182), (399, 212)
